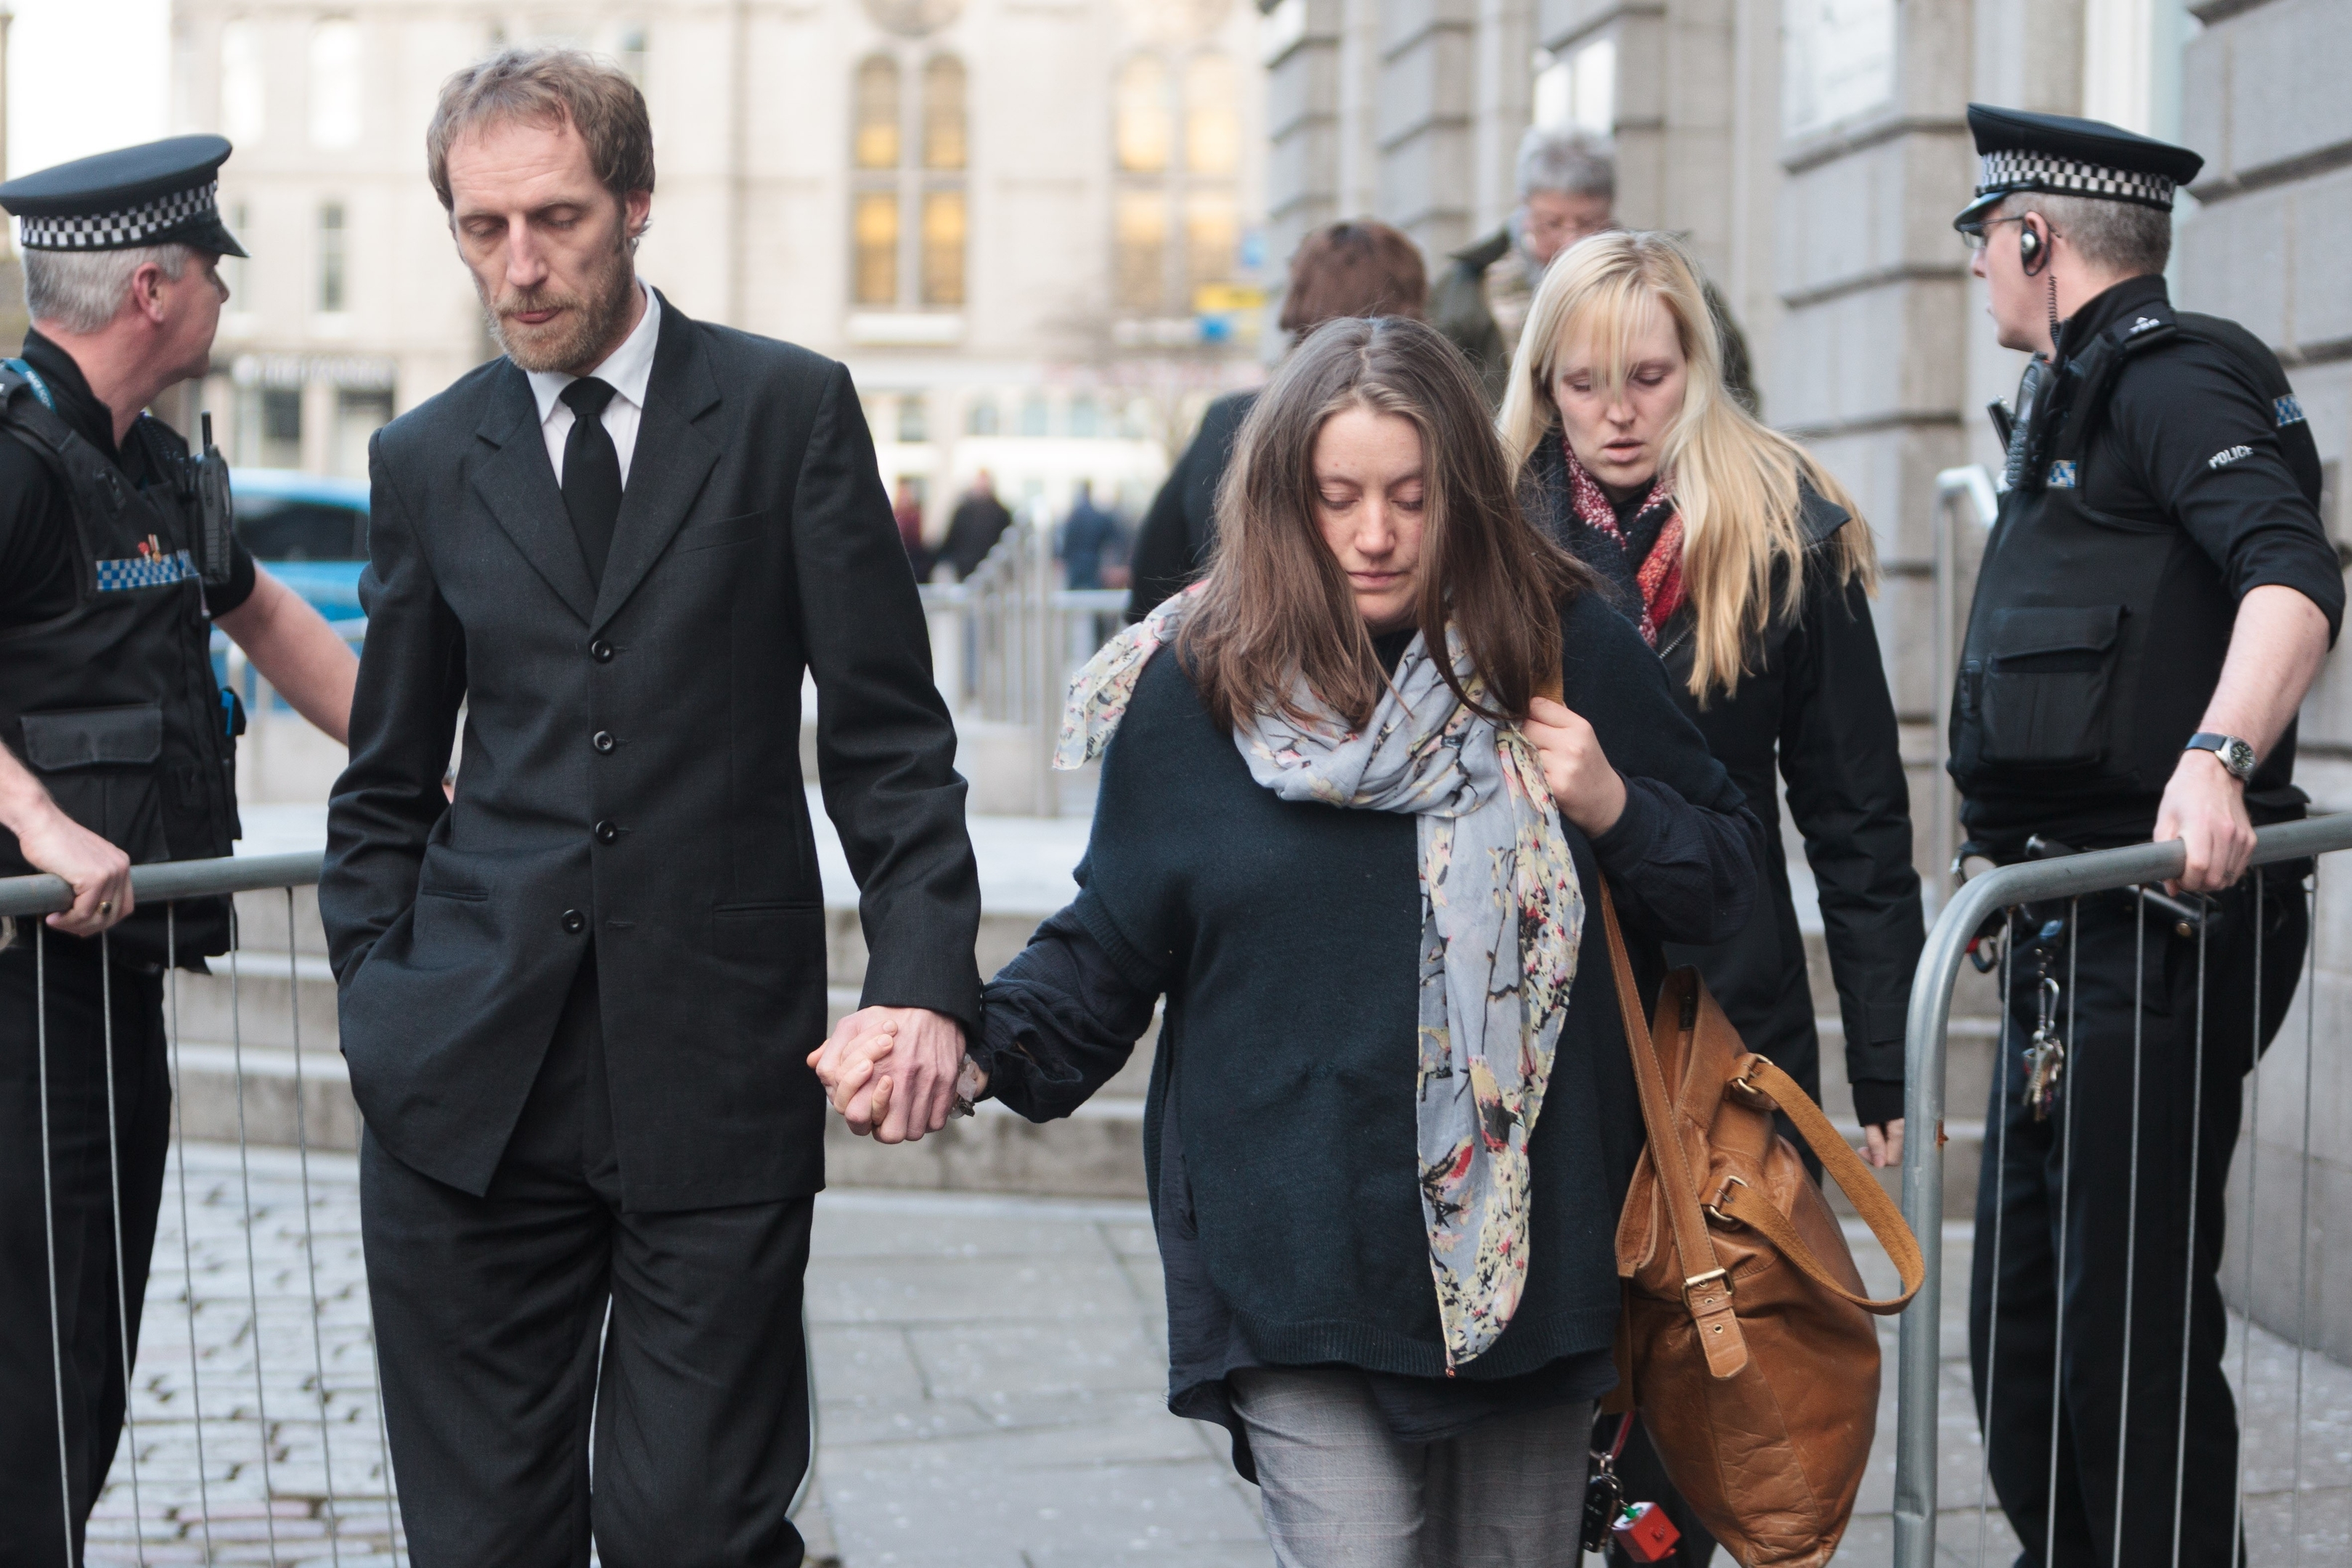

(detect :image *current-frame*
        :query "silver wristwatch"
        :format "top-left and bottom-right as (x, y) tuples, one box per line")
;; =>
(2184, 732), (2257, 782)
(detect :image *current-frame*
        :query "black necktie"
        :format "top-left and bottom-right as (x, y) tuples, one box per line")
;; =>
(560, 377), (622, 587)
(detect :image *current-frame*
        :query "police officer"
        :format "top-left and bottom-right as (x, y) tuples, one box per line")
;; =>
(0, 137), (358, 1563)
(1949, 106), (2341, 1566)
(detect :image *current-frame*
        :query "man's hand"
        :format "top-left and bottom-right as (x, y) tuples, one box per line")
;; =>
(14, 799), (133, 937)
(1523, 696), (1628, 836)
(1863, 1119), (1906, 1171)
(807, 1005), (966, 1143)
(2154, 748), (2255, 894)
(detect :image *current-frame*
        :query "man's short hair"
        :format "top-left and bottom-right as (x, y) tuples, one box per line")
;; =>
(427, 46), (656, 213)
(23, 244), (192, 335)
(1516, 126), (1615, 204)
(1278, 221), (1428, 336)
(2005, 191), (2171, 277)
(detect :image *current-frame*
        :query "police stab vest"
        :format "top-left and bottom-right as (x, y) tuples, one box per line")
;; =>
(1948, 296), (2322, 822)
(0, 364), (241, 962)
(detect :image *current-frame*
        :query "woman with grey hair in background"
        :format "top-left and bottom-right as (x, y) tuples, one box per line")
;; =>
(1434, 125), (1755, 415)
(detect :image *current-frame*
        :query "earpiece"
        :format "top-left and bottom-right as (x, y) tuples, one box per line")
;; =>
(2019, 222), (2045, 275)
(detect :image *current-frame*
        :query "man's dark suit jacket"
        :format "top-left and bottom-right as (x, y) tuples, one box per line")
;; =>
(321, 292), (981, 1212)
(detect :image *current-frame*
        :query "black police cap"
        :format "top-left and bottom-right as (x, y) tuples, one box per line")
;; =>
(0, 134), (247, 258)
(1954, 105), (2205, 232)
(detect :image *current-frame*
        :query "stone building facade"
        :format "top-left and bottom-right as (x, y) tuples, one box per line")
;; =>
(166, 0), (1270, 534)
(1263, 0), (2351, 1351)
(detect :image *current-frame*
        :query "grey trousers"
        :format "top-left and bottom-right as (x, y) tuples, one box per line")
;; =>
(1228, 1367), (1593, 1567)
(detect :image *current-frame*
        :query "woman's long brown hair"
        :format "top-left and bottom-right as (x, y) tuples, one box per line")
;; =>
(1178, 316), (1594, 732)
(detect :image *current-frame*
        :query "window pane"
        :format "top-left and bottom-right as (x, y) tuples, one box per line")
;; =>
(920, 188), (965, 306)
(309, 20), (363, 150)
(1114, 189), (1168, 312)
(1114, 57), (1170, 173)
(1185, 190), (1237, 294)
(1069, 394), (1099, 438)
(897, 395), (928, 443)
(965, 397), (999, 436)
(922, 56), (966, 170)
(1183, 52), (1238, 175)
(852, 189), (899, 304)
(854, 56), (902, 169)
(1018, 393), (1050, 438)
(317, 201), (347, 312)
(221, 20), (265, 143)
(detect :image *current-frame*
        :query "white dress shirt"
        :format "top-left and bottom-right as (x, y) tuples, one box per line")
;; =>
(526, 281), (661, 488)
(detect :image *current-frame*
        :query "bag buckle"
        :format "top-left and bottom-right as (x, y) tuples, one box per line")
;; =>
(1683, 1267), (1731, 1301)
(1704, 1175), (1749, 1225)
(1724, 1055), (1775, 1110)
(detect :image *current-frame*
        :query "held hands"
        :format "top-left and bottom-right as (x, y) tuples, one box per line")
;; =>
(17, 802), (133, 937)
(2154, 748), (2256, 894)
(1524, 697), (1628, 836)
(806, 1005), (973, 1143)
(1862, 1120), (1906, 1171)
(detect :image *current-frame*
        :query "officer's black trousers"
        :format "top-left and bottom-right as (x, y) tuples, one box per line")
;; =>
(361, 952), (814, 1568)
(0, 928), (169, 1568)
(1971, 871), (2306, 1568)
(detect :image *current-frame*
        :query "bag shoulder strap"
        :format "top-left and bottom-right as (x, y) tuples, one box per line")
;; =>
(1598, 884), (1748, 1379)
(1713, 1056), (1924, 1315)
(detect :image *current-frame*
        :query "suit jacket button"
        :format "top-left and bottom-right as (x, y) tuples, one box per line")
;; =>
(589, 638), (615, 663)
(560, 909), (587, 934)
(592, 730), (616, 754)
(594, 820), (620, 844)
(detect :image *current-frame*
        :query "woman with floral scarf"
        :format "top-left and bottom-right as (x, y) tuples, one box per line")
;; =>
(812, 317), (1764, 1567)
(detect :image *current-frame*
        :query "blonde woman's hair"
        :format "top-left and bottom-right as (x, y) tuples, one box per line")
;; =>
(1498, 231), (1875, 701)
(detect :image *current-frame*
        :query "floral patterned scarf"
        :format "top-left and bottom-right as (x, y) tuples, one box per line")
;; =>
(1055, 590), (1584, 1368)
(1563, 435), (1683, 647)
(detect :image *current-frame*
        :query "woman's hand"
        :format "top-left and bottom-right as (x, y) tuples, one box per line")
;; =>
(807, 1011), (899, 1135)
(1524, 696), (1628, 836)
(1863, 1119), (1906, 1170)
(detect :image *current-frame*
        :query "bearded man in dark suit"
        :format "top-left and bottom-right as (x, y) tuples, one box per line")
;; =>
(320, 47), (980, 1566)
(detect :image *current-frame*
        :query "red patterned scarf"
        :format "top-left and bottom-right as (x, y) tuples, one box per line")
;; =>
(1562, 437), (1684, 647)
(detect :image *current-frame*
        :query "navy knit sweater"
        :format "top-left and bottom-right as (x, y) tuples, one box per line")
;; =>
(976, 592), (1764, 1390)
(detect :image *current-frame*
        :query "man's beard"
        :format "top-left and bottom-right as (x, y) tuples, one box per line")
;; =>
(481, 238), (636, 374)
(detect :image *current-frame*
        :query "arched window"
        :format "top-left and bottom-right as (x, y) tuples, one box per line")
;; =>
(1114, 47), (1241, 317)
(848, 50), (968, 312)
(1115, 57), (1171, 173)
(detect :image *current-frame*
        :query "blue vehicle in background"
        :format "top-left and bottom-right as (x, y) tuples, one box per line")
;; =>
(231, 468), (369, 621)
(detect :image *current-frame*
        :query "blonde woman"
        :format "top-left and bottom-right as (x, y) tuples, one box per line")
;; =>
(1502, 229), (1922, 1567)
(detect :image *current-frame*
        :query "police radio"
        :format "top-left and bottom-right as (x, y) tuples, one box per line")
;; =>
(190, 412), (235, 589)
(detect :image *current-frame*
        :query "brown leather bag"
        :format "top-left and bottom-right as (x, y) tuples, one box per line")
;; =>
(1596, 885), (1924, 1568)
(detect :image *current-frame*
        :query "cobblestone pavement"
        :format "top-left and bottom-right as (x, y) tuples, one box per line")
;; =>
(89, 1145), (2352, 1566)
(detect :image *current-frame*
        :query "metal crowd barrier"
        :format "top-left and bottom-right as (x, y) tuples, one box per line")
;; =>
(6, 848), (828, 1565)
(1894, 812), (2352, 1567)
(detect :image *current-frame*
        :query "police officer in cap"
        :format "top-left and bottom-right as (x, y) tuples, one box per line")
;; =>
(0, 136), (357, 1561)
(1951, 105), (2340, 1565)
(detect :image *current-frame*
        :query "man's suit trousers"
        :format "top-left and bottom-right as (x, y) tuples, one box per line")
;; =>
(1971, 868), (2307, 1567)
(362, 952), (814, 1568)
(0, 931), (168, 1568)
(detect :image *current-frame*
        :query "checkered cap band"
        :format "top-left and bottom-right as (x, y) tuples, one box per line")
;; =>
(1979, 150), (2174, 209)
(18, 181), (221, 251)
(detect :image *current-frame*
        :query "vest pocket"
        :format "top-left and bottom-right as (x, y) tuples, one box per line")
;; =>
(18, 703), (171, 861)
(1972, 605), (2124, 769)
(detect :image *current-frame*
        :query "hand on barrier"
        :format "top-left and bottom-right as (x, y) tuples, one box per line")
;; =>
(807, 1005), (968, 1143)
(2155, 746), (2256, 894)
(15, 802), (134, 936)
(1522, 696), (1628, 837)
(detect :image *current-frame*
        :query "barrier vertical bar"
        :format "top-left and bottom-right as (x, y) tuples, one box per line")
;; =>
(97, 934), (148, 1561)
(1975, 915), (2017, 1563)
(2169, 903), (2211, 1567)
(164, 907), (215, 1561)
(37, 926), (75, 1566)
(2289, 864), (2318, 1564)
(2110, 889), (2149, 1567)
(2230, 868), (2263, 1559)
(2043, 899), (2080, 1568)
(286, 887), (341, 1564)
(225, 910), (279, 1560)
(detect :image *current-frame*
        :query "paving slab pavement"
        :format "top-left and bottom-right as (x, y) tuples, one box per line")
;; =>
(89, 1145), (2352, 1566)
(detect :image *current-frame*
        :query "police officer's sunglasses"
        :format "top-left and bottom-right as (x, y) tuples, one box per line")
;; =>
(1958, 214), (2030, 252)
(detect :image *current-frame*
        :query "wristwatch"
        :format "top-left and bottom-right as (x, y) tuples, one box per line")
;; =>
(2184, 732), (2258, 782)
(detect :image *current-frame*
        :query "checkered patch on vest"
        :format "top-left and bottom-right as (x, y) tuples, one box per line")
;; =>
(1978, 150), (2175, 210)
(95, 549), (197, 591)
(20, 181), (220, 251)
(2046, 461), (2078, 489)
(2277, 395), (2306, 428)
